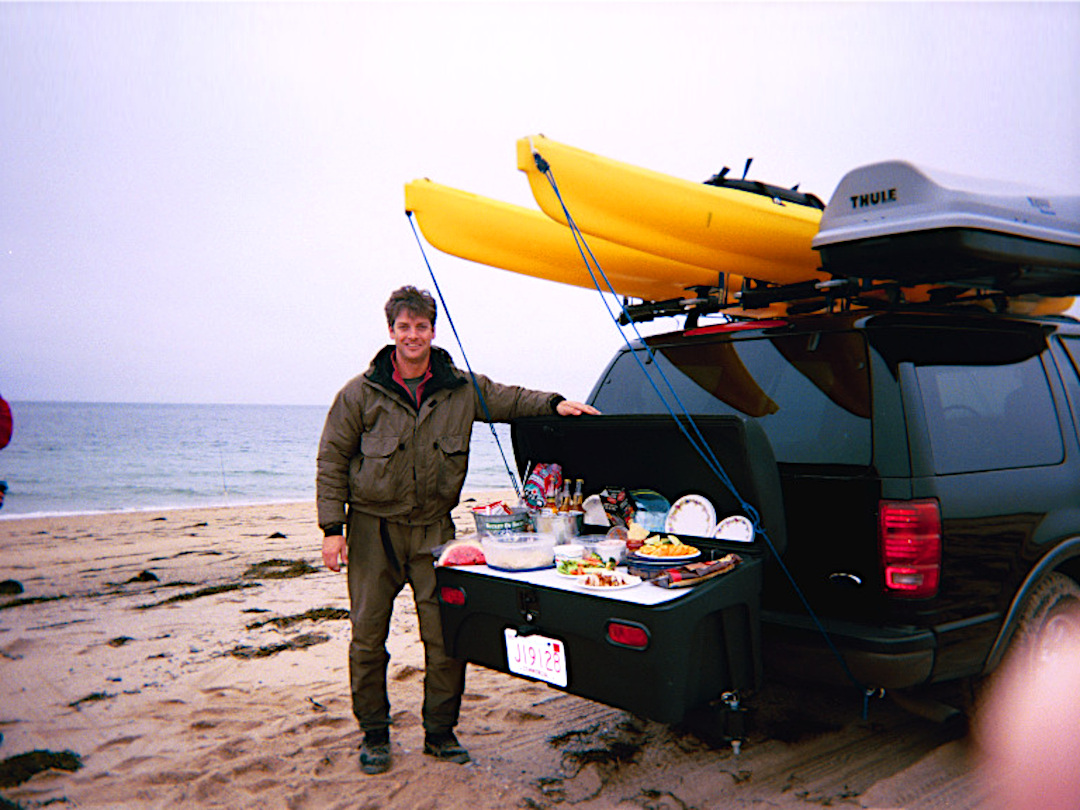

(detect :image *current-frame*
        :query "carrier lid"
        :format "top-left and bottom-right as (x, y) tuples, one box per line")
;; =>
(813, 160), (1079, 250)
(812, 161), (1080, 294)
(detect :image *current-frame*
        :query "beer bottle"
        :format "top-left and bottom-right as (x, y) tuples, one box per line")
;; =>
(559, 479), (572, 513)
(571, 479), (584, 512)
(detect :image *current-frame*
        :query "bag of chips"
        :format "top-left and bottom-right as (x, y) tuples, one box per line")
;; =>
(600, 486), (635, 528)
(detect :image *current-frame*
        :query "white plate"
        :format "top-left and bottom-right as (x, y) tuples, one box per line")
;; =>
(632, 550), (701, 563)
(714, 515), (755, 543)
(577, 573), (642, 591)
(664, 494), (717, 537)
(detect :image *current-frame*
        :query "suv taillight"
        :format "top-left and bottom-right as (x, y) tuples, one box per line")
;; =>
(879, 499), (941, 598)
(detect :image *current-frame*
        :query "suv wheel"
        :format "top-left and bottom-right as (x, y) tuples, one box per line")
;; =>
(1010, 571), (1080, 670)
(975, 572), (1080, 805)
(969, 571), (1080, 717)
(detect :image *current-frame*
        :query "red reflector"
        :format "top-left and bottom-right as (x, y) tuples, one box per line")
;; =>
(879, 499), (941, 598)
(439, 585), (466, 606)
(607, 620), (649, 650)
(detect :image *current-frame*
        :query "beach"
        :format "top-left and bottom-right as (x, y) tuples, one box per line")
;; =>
(1, 495), (997, 809)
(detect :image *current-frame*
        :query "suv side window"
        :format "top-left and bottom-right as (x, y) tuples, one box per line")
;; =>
(592, 332), (872, 466)
(1060, 336), (1080, 437)
(1062, 336), (1080, 381)
(915, 353), (1063, 474)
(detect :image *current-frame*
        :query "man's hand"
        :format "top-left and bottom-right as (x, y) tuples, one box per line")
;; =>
(322, 535), (347, 572)
(556, 400), (601, 416)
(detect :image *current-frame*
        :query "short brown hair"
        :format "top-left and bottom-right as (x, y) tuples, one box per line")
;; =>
(385, 285), (437, 328)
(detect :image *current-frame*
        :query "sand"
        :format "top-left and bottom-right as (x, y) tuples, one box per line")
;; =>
(0, 494), (1004, 809)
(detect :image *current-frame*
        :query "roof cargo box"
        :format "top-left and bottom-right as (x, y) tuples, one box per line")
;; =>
(812, 161), (1080, 296)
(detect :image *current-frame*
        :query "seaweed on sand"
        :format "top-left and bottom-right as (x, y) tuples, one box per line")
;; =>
(549, 718), (648, 776)
(68, 692), (114, 709)
(245, 607), (348, 630)
(0, 749), (82, 788)
(136, 582), (259, 610)
(0, 594), (66, 611)
(227, 632), (331, 659)
(0, 580), (23, 596)
(242, 559), (318, 579)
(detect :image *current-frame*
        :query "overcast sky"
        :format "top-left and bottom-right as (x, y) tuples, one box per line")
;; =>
(3, 1), (1078, 406)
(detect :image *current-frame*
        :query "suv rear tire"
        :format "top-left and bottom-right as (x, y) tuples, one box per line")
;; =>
(966, 571), (1080, 718)
(1014, 572), (1080, 665)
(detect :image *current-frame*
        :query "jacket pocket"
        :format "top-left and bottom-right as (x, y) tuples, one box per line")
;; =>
(434, 432), (470, 501)
(350, 433), (408, 505)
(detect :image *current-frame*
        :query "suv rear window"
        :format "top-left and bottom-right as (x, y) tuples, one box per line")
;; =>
(915, 353), (1063, 474)
(592, 332), (872, 465)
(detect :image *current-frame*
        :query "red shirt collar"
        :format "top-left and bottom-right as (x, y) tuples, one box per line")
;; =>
(391, 353), (432, 406)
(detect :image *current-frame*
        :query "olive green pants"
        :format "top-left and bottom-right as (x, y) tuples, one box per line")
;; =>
(346, 511), (465, 735)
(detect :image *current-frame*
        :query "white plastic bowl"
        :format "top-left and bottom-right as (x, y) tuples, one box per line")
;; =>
(585, 537), (627, 565)
(554, 543), (585, 562)
(480, 532), (556, 571)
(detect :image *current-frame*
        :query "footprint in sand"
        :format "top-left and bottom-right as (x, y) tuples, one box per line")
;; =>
(391, 710), (421, 729)
(391, 664), (423, 681)
(98, 734), (141, 749)
(502, 708), (546, 722)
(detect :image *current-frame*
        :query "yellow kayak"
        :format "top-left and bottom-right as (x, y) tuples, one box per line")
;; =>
(404, 178), (786, 315)
(406, 146), (1072, 318)
(517, 135), (828, 286)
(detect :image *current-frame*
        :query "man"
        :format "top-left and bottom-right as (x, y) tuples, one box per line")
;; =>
(316, 285), (598, 775)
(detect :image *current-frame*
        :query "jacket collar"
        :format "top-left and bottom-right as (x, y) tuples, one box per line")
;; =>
(367, 344), (467, 406)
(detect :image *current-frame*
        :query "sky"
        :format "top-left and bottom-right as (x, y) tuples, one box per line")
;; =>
(2, 1), (1078, 407)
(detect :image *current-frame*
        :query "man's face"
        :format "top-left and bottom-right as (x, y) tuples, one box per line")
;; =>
(390, 309), (434, 367)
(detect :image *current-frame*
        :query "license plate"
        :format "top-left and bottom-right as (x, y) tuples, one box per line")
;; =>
(504, 628), (568, 687)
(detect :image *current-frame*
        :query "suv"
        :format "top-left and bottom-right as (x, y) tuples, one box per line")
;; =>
(436, 160), (1080, 728)
(588, 306), (1080, 692)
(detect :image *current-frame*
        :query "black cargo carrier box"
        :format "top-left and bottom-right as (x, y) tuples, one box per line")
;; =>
(812, 160), (1080, 296)
(436, 414), (786, 725)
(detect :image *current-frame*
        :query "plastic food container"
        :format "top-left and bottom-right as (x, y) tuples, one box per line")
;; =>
(584, 537), (627, 566)
(480, 532), (556, 571)
(554, 543), (585, 562)
(473, 506), (532, 537)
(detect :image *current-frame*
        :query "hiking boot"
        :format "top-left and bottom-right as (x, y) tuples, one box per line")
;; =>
(423, 730), (470, 764)
(359, 728), (391, 774)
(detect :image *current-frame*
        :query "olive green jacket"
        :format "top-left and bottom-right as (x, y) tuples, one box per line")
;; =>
(316, 345), (561, 532)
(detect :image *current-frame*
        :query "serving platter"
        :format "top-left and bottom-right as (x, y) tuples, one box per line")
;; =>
(631, 550), (701, 563)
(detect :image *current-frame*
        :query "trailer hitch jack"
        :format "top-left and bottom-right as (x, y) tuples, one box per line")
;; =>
(721, 691), (748, 752)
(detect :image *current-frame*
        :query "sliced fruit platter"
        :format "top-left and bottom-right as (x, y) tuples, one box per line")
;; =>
(633, 534), (701, 561)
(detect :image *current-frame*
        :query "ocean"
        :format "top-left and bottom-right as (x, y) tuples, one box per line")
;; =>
(0, 402), (520, 518)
